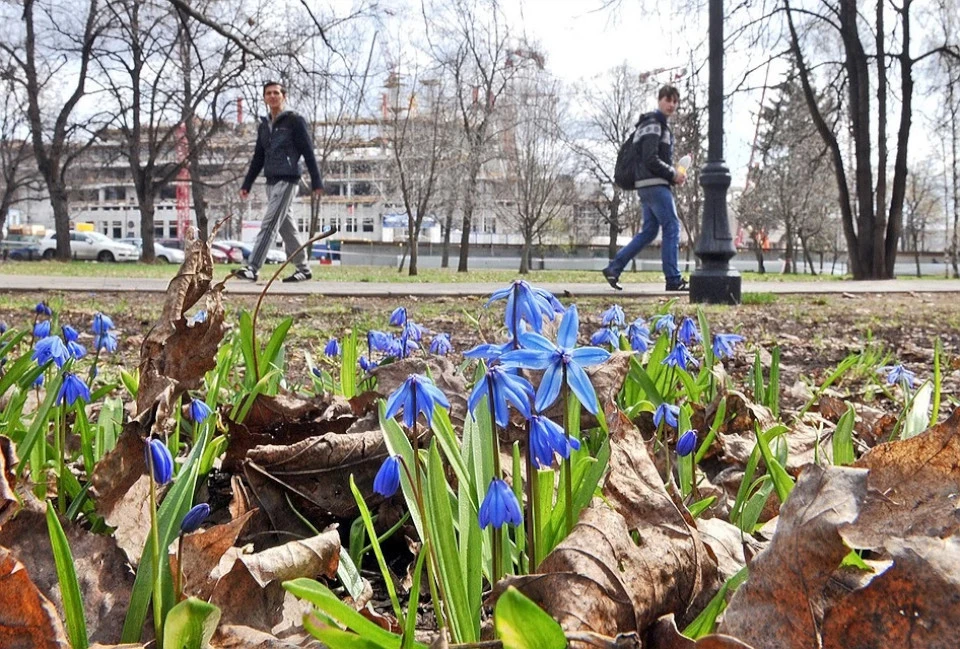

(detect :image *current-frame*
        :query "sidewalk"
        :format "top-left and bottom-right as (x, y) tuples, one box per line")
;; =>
(2, 273), (960, 297)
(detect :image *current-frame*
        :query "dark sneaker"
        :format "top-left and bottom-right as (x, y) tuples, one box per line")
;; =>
(282, 268), (313, 283)
(602, 268), (622, 291)
(234, 267), (257, 281)
(665, 278), (689, 292)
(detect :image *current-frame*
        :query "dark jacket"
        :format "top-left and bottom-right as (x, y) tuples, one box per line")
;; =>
(241, 110), (323, 191)
(634, 110), (675, 188)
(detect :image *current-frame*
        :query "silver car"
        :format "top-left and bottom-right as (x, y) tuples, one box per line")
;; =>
(119, 238), (186, 264)
(38, 231), (140, 262)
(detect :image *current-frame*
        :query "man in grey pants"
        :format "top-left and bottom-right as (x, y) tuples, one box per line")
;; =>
(236, 81), (323, 282)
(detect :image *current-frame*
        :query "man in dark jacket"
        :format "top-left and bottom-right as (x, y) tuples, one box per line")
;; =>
(236, 81), (323, 282)
(603, 84), (688, 291)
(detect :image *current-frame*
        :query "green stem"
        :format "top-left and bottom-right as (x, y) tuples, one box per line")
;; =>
(561, 371), (572, 533)
(57, 405), (66, 514)
(486, 377), (503, 583)
(524, 421), (537, 573)
(175, 533), (185, 603)
(148, 460), (164, 645)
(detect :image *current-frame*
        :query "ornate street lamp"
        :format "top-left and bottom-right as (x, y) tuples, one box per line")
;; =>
(690, 0), (742, 305)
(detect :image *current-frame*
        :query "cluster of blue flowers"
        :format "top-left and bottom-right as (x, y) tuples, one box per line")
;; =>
(352, 306), (455, 374)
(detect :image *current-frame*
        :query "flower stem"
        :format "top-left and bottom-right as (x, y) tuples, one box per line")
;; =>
(486, 377), (503, 582)
(148, 467), (164, 646)
(561, 370), (573, 533)
(175, 533), (185, 603)
(524, 420), (538, 572)
(57, 405), (66, 514)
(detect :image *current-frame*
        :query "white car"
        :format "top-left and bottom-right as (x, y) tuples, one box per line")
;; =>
(119, 238), (186, 264)
(39, 231), (140, 262)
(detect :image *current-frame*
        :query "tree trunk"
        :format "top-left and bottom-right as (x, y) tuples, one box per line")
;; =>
(138, 192), (157, 263)
(608, 193), (621, 259)
(457, 153), (483, 272)
(519, 238), (530, 274)
(409, 226), (419, 277)
(783, 220), (794, 274)
(912, 234), (921, 277)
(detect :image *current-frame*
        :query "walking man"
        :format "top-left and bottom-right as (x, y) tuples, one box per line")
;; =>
(603, 84), (688, 291)
(236, 81), (323, 282)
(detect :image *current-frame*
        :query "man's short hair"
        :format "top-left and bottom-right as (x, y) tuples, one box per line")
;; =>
(658, 85), (680, 101)
(262, 81), (286, 96)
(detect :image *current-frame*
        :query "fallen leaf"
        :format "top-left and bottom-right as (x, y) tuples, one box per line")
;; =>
(0, 435), (19, 527)
(212, 624), (322, 648)
(174, 511), (255, 600)
(646, 614), (757, 649)
(720, 465), (869, 649)
(0, 546), (69, 649)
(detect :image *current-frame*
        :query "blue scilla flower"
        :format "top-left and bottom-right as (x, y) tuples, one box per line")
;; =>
(590, 327), (620, 350)
(61, 325), (79, 343)
(359, 356), (378, 372)
(487, 280), (558, 337)
(468, 365), (534, 427)
(678, 317), (702, 346)
(33, 335), (69, 368)
(67, 340), (86, 360)
(33, 373), (44, 388)
(529, 414), (580, 468)
(430, 333), (453, 356)
(713, 333), (745, 360)
(403, 320), (426, 342)
(479, 478), (523, 529)
(535, 287), (565, 316)
(500, 304), (610, 415)
(385, 374), (451, 429)
(628, 320), (652, 352)
(34, 320), (51, 338)
(389, 307), (407, 327)
(180, 503), (211, 534)
(57, 372), (91, 406)
(190, 398), (213, 423)
(662, 342), (699, 372)
(92, 312), (114, 335)
(884, 364), (917, 389)
(676, 430), (698, 457)
(35, 302), (52, 316)
(95, 332), (118, 353)
(463, 340), (514, 364)
(653, 314), (676, 335)
(387, 335), (419, 359)
(653, 402), (680, 428)
(601, 304), (626, 328)
(324, 338), (341, 358)
(373, 455), (401, 497)
(0, 321), (7, 334)
(367, 330), (392, 354)
(145, 438), (173, 484)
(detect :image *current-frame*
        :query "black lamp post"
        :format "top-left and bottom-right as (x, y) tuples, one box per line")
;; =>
(690, 0), (741, 305)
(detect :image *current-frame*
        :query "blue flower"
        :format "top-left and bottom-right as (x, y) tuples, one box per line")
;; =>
(389, 307), (407, 327)
(403, 320), (426, 342)
(373, 455), (401, 497)
(359, 356), (378, 372)
(190, 310), (207, 325)
(479, 478), (523, 529)
(429, 333), (453, 356)
(0, 321), (7, 334)
(384, 374), (451, 429)
(180, 503), (211, 534)
(95, 332), (118, 353)
(34, 320), (51, 338)
(33, 336), (69, 368)
(367, 330), (392, 354)
(500, 304), (610, 415)
(468, 365), (534, 427)
(601, 305), (625, 327)
(387, 335), (419, 359)
(324, 338), (341, 358)
(676, 430), (698, 457)
(92, 312), (114, 335)
(35, 302), (52, 316)
(653, 403), (680, 428)
(33, 373), (44, 388)
(57, 372), (91, 406)
(145, 438), (173, 484)
(61, 325), (79, 342)
(678, 317), (702, 346)
(884, 364), (916, 388)
(590, 327), (620, 350)
(628, 320), (652, 352)
(190, 398), (212, 423)
(67, 340), (86, 360)
(487, 280), (558, 336)
(463, 340), (514, 364)
(653, 314), (676, 335)
(713, 333), (744, 359)
(529, 414), (580, 468)
(662, 342), (699, 371)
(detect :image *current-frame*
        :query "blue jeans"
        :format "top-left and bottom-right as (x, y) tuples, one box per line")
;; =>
(605, 185), (681, 285)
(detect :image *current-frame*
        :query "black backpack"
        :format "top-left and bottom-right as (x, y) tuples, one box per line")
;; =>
(613, 125), (641, 191)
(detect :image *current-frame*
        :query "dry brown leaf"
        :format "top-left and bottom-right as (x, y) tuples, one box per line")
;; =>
(0, 546), (69, 649)
(0, 435), (19, 528)
(695, 517), (762, 583)
(821, 536), (960, 649)
(212, 624), (322, 648)
(720, 465), (869, 649)
(0, 509), (135, 644)
(646, 614), (757, 649)
(843, 407), (960, 548)
(174, 511), (255, 600)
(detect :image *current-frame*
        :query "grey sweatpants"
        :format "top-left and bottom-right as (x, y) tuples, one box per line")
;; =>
(249, 180), (307, 272)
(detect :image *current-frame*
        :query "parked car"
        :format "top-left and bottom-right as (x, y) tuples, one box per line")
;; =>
(7, 243), (42, 261)
(210, 241), (244, 264)
(38, 231), (139, 262)
(158, 238), (229, 263)
(219, 240), (286, 264)
(118, 238), (186, 264)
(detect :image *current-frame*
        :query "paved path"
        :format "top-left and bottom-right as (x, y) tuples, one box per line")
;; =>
(2, 273), (960, 297)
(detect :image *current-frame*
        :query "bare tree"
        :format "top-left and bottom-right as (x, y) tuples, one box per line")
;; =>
(0, 0), (105, 260)
(0, 79), (42, 244)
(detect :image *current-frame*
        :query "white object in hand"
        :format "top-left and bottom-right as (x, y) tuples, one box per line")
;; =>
(676, 154), (692, 175)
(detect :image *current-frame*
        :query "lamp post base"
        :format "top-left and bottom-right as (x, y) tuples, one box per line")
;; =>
(690, 268), (742, 305)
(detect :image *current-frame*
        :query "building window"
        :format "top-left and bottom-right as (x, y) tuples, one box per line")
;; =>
(112, 221), (123, 239)
(103, 186), (126, 201)
(362, 216), (374, 233)
(353, 182), (372, 196)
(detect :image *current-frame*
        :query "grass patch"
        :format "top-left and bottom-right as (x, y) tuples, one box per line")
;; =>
(741, 292), (778, 305)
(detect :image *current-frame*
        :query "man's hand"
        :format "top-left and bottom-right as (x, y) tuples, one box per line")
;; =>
(675, 170), (688, 186)
(239, 189), (249, 200)
(313, 188), (325, 198)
